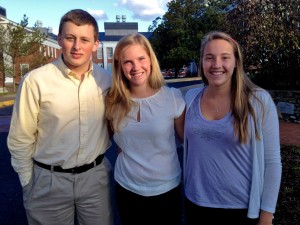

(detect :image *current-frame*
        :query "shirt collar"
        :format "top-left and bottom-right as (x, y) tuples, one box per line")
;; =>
(57, 54), (93, 80)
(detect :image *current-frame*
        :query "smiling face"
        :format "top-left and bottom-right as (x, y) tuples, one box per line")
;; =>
(120, 44), (151, 89)
(58, 21), (99, 75)
(202, 39), (236, 89)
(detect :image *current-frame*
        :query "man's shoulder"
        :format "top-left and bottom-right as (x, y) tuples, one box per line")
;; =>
(92, 64), (112, 88)
(23, 61), (58, 80)
(93, 64), (111, 76)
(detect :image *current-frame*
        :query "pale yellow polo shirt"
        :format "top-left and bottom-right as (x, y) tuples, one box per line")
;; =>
(7, 55), (112, 187)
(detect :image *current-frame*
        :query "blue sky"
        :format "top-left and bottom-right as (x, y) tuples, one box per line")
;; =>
(1, 0), (171, 34)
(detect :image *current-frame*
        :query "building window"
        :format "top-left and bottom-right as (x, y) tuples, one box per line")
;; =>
(97, 48), (103, 59)
(107, 63), (112, 71)
(20, 64), (29, 76)
(41, 46), (46, 56)
(107, 47), (113, 59)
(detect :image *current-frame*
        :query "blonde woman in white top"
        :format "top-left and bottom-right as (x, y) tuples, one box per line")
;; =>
(105, 33), (185, 225)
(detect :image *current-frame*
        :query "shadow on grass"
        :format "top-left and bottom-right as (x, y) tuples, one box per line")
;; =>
(273, 145), (300, 225)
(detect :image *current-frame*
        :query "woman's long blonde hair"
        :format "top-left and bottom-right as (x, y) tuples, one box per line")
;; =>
(105, 33), (165, 132)
(199, 31), (261, 143)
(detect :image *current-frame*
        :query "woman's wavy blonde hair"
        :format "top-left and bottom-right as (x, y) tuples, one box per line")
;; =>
(199, 31), (261, 143)
(105, 33), (165, 132)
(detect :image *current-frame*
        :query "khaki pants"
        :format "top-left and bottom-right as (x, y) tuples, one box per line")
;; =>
(23, 157), (114, 225)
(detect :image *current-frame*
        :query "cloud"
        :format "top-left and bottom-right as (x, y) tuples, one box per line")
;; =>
(52, 27), (59, 35)
(50, 9), (109, 35)
(117, 0), (171, 21)
(87, 9), (109, 21)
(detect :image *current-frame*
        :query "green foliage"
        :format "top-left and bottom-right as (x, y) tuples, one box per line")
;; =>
(148, 17), (161, 32)
(149, 0), (231, 75)
(0, 14), (48, 90)
(226, 0), (300, 89)
(149, 0), (300, 89)
(274, 145), (300, 225)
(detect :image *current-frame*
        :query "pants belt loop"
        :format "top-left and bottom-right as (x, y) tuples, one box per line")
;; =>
(93, 160), (97, 167)
(50, 165), (54, 173)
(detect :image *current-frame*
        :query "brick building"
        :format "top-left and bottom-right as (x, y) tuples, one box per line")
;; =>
(0, 6), (61, 93)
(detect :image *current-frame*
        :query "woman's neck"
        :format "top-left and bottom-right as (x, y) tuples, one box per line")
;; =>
(130, 85), (158, 98)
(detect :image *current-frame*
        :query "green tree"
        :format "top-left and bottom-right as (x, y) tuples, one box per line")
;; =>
(148, 17), (162, 32)
(0, 22), (13, 91)
(149, 0), (231, 76)
(226, 0), (300, 89)
(0, 14), (48, 91)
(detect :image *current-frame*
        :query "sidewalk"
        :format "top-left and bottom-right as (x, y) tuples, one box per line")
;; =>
(279, 120), (300, 146)
(0, 94), (15, 108)
(1, 93), (300, 147)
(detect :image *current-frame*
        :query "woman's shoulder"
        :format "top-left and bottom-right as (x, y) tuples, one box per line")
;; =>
(185, 86), (203, 96)
(252, 88), (273, 103)
(162, 85), (183, 96)
(185, 86), (204, 101)
(251, 88), (277, 115)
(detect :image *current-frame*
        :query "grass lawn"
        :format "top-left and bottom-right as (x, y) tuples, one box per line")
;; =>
(273, 145), (300, 225)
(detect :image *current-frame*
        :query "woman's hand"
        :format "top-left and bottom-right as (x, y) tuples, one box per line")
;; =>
(257, 210), (273, 225)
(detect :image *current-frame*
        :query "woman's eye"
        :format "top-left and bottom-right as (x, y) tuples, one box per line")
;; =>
(123, 61), (131, 65)
(223, 57), (231, 60)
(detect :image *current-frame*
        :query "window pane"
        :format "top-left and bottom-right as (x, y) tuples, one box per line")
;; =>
(20, 64), (29, 76)
(97, 48), (103, 59)
(107, 47), (113, 59)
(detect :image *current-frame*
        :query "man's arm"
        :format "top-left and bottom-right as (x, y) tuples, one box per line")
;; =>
(7, 78), (39, 187)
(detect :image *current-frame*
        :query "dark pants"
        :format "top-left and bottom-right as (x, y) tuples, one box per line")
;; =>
(115, 182), (183, 225)
(184, 197), (259, 225)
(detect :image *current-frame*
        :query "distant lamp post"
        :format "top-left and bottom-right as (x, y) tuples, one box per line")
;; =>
(100, 42), (104, 69)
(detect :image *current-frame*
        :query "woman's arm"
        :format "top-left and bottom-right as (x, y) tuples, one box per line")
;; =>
(174, 107), (186, 143)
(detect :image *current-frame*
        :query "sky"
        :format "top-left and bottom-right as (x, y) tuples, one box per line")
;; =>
(0, 0), (172, 35)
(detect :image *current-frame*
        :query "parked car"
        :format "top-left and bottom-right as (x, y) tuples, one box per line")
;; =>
(169, 69), (175, 77)
(162, 69), (175, 78)
(177, 66), (187, 77)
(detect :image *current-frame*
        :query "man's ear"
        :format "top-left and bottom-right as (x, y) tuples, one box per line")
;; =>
(93, 40), (100, 52)
(57, 34), (63, 47)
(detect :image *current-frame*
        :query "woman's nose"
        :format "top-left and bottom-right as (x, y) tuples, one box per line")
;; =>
(131, 61), (140, 70)
(212, 58), (222, 68)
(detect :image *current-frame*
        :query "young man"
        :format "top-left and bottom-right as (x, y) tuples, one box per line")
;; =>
(7, 9), (113, 225)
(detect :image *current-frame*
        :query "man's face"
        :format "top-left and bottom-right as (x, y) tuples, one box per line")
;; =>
(58, 21), (99, 75)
